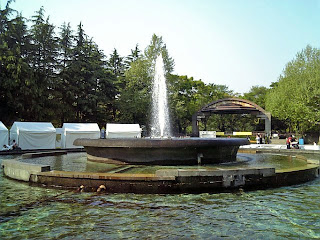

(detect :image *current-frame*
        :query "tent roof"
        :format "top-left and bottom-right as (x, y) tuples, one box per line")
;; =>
(106, 123), (141, 133)
(11, 122), (55, 132)
(62, 123), (100, 132)
(0, 121), (8, 131)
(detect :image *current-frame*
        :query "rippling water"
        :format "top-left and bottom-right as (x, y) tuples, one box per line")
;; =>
(1, 153), (319, 239)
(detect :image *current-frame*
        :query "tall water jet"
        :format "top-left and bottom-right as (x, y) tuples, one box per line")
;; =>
(150, 53), (172, 138)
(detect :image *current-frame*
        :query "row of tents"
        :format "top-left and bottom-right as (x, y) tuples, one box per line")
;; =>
(0, 122), (142, 150)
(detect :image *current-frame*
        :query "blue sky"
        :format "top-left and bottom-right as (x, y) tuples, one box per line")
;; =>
(2, 0), (320, 93)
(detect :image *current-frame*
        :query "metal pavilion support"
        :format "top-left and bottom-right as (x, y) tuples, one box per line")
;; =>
(192, 98), (272, 137)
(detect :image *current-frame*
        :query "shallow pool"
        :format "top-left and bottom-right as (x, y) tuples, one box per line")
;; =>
(1, 153), (319, 239)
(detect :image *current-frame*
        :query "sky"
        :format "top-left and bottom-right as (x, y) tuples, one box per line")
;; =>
(2, 0), (320, 94)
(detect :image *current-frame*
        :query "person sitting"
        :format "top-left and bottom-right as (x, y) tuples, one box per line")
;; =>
(1, 144), (11, 151)
(10, 140), (19, 150)
(291, 137), (299, 149)
(286, 135), (292, 149)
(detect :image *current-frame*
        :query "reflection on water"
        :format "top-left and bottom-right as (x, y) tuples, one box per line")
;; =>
(1, 153), (320, 239)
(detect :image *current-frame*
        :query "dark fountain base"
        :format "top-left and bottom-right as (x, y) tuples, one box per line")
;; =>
(74, 138), (250, 165)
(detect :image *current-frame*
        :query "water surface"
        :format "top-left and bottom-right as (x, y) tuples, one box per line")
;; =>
(1, 153), (319, 239)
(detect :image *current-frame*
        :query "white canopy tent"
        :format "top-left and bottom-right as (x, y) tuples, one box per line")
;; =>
(61, 123), (100, 148)
(10, 122), (56, 150)
(0, 121), (9, 147)
(106, 123), (142, 138)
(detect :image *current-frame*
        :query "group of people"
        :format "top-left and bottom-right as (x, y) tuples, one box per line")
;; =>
(1, 140), (19, 151)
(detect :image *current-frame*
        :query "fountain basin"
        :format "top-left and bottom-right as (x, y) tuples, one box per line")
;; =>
(73, 138), (250, 165)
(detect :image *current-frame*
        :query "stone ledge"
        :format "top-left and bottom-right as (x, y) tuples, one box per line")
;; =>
(155, 167), (276, 178)
(36, 170), (175, 181)
(22, 151), (67, 159)
(2, 157), (319, 193)
(2, 159), (50, 181)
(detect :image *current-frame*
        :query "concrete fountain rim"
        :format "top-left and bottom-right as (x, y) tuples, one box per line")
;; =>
(73, 137), (250, 148)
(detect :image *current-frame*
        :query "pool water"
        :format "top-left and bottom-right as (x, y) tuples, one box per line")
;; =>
(18, 152), (309, 173)
(1, 153), (319, 239)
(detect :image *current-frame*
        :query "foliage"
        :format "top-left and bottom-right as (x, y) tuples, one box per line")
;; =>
(0, 3), (236, 135)
(266, 45), (320, 133)
(0, 3), (116, 127)
(168, 75), (231, 134)
(144, 34), (174, 74)
(116, 58), (151, 126)
(242, 85), (268, 109)
(0, 2), (33, 123)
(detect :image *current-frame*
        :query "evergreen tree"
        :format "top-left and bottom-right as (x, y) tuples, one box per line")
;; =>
(144, 34), (174, 74)
(56, 22), (74, 124)
(0, 1), (32, 124)
(107, 48), (125, 78)
(124, 44), (141, 68)
(65, 22), (116, 123)
(29, 7), (59, 121)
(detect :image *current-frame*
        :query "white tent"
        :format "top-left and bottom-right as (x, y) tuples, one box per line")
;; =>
(0, 121), (9, 147)
(61, 123), (100, 148)
(10, 122), (56, 150)
(106, 123), (142, 138)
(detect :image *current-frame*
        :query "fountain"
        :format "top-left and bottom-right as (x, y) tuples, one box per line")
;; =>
(1, 51), (319, 198)
(74, 54), (249, 165)
(1, 54), (319, 194)
(150, 53), (172, 138)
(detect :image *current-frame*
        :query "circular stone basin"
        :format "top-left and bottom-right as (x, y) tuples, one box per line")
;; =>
(73, 138), (250, 165)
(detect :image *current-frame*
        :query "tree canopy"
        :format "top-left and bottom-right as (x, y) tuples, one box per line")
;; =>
(266, 45), (320, 133)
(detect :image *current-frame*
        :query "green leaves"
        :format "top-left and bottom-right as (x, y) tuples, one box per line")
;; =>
(168, 75), (231, 134)
(266, 45), (320, 133)
(144, 34), (175, 74)
(1, 4), (235, 135)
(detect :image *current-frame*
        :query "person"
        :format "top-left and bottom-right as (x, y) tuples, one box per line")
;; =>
(256, 134), (260, 144)
(1, 144), (10, 151)
(10, 140), (18, 150)
(286, 135), (292, 149)
(291, 136), (299, 149)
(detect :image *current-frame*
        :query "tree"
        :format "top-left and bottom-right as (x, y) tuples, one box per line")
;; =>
(242, 85), (268, 109)
(108, 48), (125, 78)
(28, 7), (59, 121)
(144, 34), (174, 74)
(116, 34), (174, 130)
(168, 75), (232, 134)
(58, 22), (73, 68)
(266, 45), (320, 133)
(56, 22), (74, 124)
(0, 1), (32, 124)
(64, 22), (116, 124)
(124, 44), (141, 69)
(116, 58), (151, 126)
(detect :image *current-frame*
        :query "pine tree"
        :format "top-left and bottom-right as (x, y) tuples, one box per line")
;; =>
(29, 7), (58, 121)
(0, 1), (33, 124)
(108, 48), (125, 78)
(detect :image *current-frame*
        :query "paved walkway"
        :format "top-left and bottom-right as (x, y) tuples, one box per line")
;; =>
(241, 144), (320, 151)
